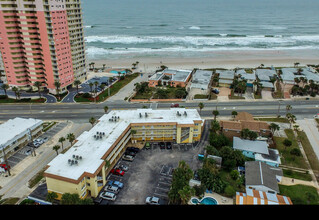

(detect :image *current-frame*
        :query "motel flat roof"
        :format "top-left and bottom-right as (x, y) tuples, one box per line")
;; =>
(45, 109), (203, 181)
(0, 117), (43, 149)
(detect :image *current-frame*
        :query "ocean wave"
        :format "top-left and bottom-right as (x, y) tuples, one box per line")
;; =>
(261, 25), (288, 30)
(85, 34), (319, 48)
(189, 26), (201, 30)
(86, 45), (319, 57)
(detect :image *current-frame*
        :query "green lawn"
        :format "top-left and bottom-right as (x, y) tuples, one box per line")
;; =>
(282, 169), (313, 181)
(194, 94), (209, 99)
(273, 129), (308, 169)
(0, 97), (46, 103)
(255, 117), (289, 123)
(279, 184), (319, 205)
(75, 73), (139, 103)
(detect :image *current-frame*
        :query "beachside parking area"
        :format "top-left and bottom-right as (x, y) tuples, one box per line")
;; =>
(97, 142), (203, 205)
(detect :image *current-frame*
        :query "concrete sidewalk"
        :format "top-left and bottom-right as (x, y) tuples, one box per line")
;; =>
(297, 119), (319, 161)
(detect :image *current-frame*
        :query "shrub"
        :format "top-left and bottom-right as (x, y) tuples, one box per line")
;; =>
(230, 170), (239, 180)
(224, 185), (236, 197)
(82, 93), (91, 98)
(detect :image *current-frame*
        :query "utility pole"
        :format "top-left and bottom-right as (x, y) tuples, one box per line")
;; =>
(27, 128), (36, 157)
(1, 145), (11, 176)
(277, 100), (282, 117)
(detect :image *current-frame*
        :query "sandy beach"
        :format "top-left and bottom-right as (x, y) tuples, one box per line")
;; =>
(88, 49), (319, 72)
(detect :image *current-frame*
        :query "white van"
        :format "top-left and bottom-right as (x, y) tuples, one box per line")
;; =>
(100, 192), (116, 201)
(105, 185), (120, 194)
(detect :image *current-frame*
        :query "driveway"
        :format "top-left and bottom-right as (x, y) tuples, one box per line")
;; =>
(217, 87), (230, 101)
(107, 73), (148, 102)
(261, 90), (273, 100)
(297, 119), (319, 161)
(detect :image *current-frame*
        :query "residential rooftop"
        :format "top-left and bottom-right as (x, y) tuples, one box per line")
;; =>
(216, 70), (235, 79)
(236, 188), (292, 205)
(150, 68), (192, 82)
(233, 137), (269, 155)
(45, 108), (203, 181)
(255, 69), (277, 81)
(190, 69), (213, 90)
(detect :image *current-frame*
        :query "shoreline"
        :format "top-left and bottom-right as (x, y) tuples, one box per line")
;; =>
(87, 49), (319, 72)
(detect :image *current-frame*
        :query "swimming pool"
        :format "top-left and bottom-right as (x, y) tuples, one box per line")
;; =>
(110, 70), (126, 74)
(190, 196), (218, 205)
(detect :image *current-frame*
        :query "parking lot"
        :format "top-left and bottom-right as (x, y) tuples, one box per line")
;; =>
(7, 122), (68, 168)
(97, 141), (203, 205)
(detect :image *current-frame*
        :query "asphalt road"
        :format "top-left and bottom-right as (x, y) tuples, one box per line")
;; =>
(1, 99), (319, 122)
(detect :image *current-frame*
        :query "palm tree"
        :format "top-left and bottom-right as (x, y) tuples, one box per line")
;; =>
(178, 185), (195, 205)
(94, 81), (99, 94)
(53, 145), (60, 155)
(74, 80), (81, 94)
(89, 82), (93, 92)
(66, 133), (75, 146)
(210, 120), (220, 133)
(54, 81), (61, 99)
(286, 113), (296, 128)
(198, 102), (204, 114)
(269, 123), (280, 136)
(89, 117), (96, 127)
(1, 84), (9, 97)
(231, 111), (238, 118)
(212, 110), (219, 121)
(286, 105), (292, 115)
(12, 86), (19, 100)
(34, 81), (42, 98)
(104, 106), (109, 113)
(58, 137), (66, 150)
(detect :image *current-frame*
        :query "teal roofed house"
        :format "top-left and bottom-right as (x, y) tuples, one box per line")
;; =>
(233, 137), (281, 167)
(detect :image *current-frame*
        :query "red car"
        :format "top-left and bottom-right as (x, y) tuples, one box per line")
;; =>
(110, 168), (125, 176)
(0, 164), (10, 171)
(171, 103), (179, 108)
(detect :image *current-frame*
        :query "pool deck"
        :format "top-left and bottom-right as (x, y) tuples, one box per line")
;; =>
(189, 192), (234, 205)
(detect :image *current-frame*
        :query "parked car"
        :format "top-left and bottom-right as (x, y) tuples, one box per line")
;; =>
(100, 192), (116, 201)
(0, 164), (10, 171)
(34, 138), (43, 144)
(119, 165), (128, 171)
(124, 150), (137, 157)
(145, 196), (160, 205)
(212, 88), (219, 94)
(171, 103), (179, 108)
(159, 142), (165, 149)
(105, 185), (120, 194)
(126, 147), (140, 153)
(25, 149), (32, 156)
(107, 180), (124, 189)
(166, 142), (172, 150)
(110, 168), (125, 176)
(33, 143), (40, 148)
(122, 155), (134, 162)
(43, 137), (49, 142)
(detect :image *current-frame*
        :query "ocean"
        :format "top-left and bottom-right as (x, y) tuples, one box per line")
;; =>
(81, 0), (319, 60)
